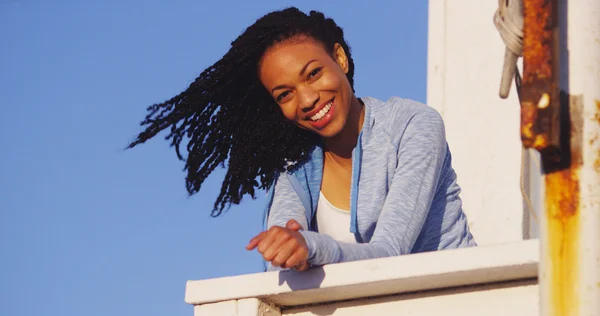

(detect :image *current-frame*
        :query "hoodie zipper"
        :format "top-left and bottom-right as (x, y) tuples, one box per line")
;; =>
(349, 131), (363, 240)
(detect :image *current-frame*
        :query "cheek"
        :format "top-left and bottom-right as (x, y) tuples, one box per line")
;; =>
(320, 72), (344, 90)
(321, 72), (349, 107)
(278, 103), (297, 121)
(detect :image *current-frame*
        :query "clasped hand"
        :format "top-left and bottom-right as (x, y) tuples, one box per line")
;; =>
(246, 220), (310, 271)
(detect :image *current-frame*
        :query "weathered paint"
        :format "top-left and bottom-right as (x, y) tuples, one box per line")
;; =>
(538, 93), (551, 109)
(545, 168), (580, 315)
(522, 0), (553, 81)
(542, 94), (584, 316)
(521, 100), (549, 149)
(520, 10), (575, 315)
(520, 10), (573, 315)
(595, 100), (600, 173)
(520, 0), (561, 158)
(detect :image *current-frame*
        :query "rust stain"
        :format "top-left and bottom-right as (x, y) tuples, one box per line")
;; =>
(542, 93), (584, 316)
(590, 134), (599, 145)
(522, 0), (554, 83)
(521, 101), (537, 147)
(533, 134), (549, 150)
(521, 99), (551, 150)
(545, 164), (580, 315)
(520, 0), (560, 155)
(595, 100), (600, 173)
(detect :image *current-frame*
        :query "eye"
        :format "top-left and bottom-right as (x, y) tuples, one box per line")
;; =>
(276, 90), (291, 102)
(307, 67), (323, 80)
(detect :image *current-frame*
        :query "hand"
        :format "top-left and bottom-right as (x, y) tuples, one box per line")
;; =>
(246, 220), (310, 271)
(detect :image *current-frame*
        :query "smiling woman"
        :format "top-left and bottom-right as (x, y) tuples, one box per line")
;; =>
(128, 7), (476, 272)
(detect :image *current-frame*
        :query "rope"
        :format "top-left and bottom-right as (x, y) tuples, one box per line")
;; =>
(494, 0), (524, 98)
(494, 0), (524, 56)
(512, 57), (540, 225)
(521, 147), (540, 224)
(493, 1), (539, 230)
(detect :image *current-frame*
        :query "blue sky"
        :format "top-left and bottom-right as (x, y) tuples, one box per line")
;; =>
(0, 1), (427, 315)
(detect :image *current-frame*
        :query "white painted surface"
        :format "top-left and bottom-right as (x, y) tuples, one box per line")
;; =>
(195, 299), (281, 316)
(427, 0), (537, 245)
(571, 0), (600, 313)
(285, 281), (538, 316)
(538, 1), (600, 315)
(195, 301), (237, 316)
(186, 240), (538, 307)
(238, 299), (281, 316)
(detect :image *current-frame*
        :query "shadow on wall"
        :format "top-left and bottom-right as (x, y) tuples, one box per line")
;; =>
(278, 267), (326, 290)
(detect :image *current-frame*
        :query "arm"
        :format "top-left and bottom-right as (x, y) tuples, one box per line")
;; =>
(300, 108), (448, 266)
(260, 172), (309, 271)
(265, 172), (309, 231)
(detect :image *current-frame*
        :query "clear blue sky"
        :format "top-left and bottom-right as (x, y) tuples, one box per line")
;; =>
(0, 1), (427, 315)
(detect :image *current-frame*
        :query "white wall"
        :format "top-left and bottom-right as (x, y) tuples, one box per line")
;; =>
(285, 282), (538, 316)
(427, 0), (540, 246)
(188, 240), (540, 316)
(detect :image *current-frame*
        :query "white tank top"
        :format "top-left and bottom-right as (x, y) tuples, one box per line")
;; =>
(316, 192), (357, 243)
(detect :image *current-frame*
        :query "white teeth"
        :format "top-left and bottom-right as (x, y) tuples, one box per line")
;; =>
(310, 102), (332, 121)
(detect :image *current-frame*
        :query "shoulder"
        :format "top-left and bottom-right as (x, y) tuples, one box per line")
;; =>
(362, 96), (445, 145)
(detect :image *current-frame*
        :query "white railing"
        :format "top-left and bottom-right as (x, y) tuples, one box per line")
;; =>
(185, 239), (538, 315)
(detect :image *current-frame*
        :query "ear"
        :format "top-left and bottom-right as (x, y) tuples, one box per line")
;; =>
(333, 43), (349, 74)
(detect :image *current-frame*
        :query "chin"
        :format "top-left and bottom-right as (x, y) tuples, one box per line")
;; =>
(296, 115), (346, 139)
(314, 122), (344, 139)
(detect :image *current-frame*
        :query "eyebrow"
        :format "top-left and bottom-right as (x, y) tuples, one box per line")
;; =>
(300, 59), (318, 76)
(271, 59), (318, 93)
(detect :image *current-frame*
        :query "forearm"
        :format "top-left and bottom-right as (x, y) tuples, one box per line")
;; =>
(300, 231), (399, 266)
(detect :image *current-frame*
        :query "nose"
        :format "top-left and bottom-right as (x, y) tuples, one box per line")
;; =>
(297, 85), (319, 112)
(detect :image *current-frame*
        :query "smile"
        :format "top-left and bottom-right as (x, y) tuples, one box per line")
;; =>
(306, 98), (336, 130)
(310, 101), (333, 121)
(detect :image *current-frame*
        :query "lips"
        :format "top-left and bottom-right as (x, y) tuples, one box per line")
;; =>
(305, 98), (334, 120)
(306, 98), (335, 130)
(309, 101), (333, 121)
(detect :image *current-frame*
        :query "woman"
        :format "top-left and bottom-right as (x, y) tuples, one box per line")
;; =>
(129, 8), (476, 272)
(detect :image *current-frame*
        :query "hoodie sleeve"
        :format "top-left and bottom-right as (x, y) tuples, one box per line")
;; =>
(264, 171), (309, 271)
(299, 106), (462, 266)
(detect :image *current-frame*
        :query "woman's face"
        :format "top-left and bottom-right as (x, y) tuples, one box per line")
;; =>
(259, 38), (354, 139)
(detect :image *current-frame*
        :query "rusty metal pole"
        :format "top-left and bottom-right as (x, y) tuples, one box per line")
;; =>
(556, 1), (600, 314)
(520, 0), (600, 315)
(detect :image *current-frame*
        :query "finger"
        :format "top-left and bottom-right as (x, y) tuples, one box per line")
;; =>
(262, 230), (292, 261)
(285, 219), (303, 231)
(257, 228), (280, 254)
(271, 238), (298, 267)
(245, 233), (264, 250)
(283, 248), (309, 270)
(295, 261), (310, 272)
(247, 231), (270, 250)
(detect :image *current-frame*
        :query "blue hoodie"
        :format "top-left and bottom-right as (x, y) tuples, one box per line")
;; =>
(264, 96), (476, 270)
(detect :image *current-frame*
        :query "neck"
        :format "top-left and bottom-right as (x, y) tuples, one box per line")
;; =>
(324, 96), (364, 161)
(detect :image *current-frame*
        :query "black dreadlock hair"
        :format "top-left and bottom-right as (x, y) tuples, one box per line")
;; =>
(128, 7), (355, 216)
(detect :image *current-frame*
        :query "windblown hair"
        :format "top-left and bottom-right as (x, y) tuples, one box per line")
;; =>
(128, 7), (355, 216)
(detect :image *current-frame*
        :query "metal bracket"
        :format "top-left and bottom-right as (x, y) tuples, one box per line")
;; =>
(520, 0), (565, 172)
